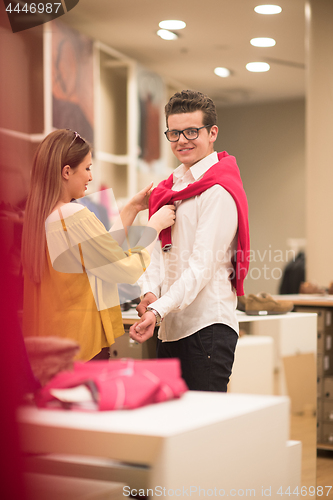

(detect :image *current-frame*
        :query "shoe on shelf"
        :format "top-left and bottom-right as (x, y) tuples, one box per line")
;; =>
(328, 282), (333, 295)
(299, 281), (326, 295)
(245, 292), (294, 316)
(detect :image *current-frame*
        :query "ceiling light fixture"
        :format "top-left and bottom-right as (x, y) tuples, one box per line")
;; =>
(157, 29), (178, 41)
(214, 67), (231, 78)
(159, 20), (186, 30)
(246, 62), (270, 72)
(250, 37), (276, 47)
(254, 5), (282, 15)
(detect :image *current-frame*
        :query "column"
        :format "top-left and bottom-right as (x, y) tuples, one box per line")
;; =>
(305, 0), (333, 285)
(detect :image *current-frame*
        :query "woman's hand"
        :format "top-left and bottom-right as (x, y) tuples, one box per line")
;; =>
(149, 205), (176, 233)
(118, 183), (153, 232)
(129, 183), (154, 213)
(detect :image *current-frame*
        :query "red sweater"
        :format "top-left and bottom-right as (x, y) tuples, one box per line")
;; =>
(149, 152), (250, 296)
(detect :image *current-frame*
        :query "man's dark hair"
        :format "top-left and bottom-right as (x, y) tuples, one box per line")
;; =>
(165, 90), (217, 128)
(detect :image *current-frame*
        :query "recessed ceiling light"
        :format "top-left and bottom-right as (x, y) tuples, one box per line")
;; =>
(159, 20), (186, 30)
(246, 62), (270, 72)
(157, 29), (178, 40)
(254, 5), (282, 15)
(214, 67), (231, 78)
(250, 37), (276, 47)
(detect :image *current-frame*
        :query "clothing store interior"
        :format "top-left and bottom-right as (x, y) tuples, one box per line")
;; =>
(1, 0), (333, 499)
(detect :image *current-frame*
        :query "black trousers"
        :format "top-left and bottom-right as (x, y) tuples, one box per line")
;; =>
(156, 323), (238, 392)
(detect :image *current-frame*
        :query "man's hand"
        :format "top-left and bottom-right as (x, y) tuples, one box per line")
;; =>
(136, 292), (157, 317)
(129, 311), (156, 344)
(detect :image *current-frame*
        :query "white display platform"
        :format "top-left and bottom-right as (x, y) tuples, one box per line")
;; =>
(18, 392), (296, 500)
(229, 336), (274, 394)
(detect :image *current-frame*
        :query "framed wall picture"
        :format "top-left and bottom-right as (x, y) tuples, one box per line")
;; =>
(52, 20), (94, 145)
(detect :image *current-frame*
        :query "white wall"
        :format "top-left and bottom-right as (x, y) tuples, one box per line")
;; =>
(215, 99), (306, 295)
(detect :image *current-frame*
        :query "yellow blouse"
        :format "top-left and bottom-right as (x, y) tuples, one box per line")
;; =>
(23, 206), (150, 361)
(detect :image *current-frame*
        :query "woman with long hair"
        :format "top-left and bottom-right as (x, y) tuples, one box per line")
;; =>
(21, 129), (175, 360)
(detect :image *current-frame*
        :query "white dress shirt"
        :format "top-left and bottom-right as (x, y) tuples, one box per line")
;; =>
(141, 151), (239, 341)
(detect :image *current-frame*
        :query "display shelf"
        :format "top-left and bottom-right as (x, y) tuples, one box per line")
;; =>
(276, 294), (333, 450)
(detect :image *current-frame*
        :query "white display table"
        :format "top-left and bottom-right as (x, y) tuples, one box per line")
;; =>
(237, 312), (317, 409)
(18, 392), (297, 500)
(236, 311), (317, 368)
(121, 310), (317, 369)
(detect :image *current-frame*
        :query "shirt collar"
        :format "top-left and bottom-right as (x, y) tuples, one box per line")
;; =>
(173, 151), (218, 182)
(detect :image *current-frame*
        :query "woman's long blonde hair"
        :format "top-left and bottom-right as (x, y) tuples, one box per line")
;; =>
(22, 129), (91, 283)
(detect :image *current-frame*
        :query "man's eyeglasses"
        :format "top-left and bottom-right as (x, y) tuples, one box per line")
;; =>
(164, 125), (213, 142)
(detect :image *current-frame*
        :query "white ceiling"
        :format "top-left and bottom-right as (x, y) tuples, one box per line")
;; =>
(63, 0), (306, 107)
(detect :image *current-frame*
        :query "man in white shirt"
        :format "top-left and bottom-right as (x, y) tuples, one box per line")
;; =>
(129, 90), (249, 392)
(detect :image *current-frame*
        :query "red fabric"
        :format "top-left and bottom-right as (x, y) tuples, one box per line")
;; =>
(36, 359), (188, 411)
(149, 152), (250, 296)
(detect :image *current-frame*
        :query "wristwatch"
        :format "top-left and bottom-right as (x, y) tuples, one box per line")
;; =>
(146, 307), (163, 326)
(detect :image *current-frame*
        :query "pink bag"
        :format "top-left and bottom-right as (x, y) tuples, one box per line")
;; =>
(36, 358), (188, 411)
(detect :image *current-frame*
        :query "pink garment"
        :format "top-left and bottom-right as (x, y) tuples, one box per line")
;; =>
(36, 358), (188, 411)
(149, 151), (250, 296)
